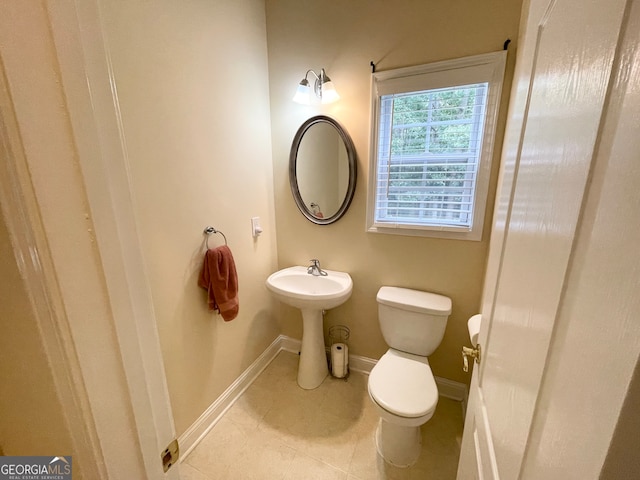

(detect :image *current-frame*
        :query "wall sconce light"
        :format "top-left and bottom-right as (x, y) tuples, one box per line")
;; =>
(293, 68), (340, 105)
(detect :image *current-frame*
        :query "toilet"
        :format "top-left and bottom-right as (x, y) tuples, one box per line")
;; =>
(367, 286), (452, 467)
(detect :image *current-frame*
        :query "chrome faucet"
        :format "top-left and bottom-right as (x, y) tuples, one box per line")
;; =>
(307, 259), (328, 276)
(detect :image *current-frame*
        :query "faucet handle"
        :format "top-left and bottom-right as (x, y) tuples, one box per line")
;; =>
(309, 259), (320, 266)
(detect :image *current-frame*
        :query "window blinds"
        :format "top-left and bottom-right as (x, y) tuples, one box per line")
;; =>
(373, 83), (488, 229)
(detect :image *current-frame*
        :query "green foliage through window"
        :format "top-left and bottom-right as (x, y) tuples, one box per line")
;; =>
(375, 83), (488, 227)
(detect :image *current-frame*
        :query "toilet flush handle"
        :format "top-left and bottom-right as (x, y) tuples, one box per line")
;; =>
(462, 344), (481, 373)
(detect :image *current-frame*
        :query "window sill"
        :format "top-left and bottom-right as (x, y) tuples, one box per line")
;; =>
(366, 224), (483, 241)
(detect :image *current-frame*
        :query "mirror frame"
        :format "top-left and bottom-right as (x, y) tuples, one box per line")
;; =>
(289, 115), (357, 225)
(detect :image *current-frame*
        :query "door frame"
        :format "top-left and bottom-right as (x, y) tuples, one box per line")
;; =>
(45, 0), (179, 476)
(0, 1), (178, 478)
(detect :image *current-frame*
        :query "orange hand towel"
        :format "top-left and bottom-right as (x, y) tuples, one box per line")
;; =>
(198, 245), (239, 321)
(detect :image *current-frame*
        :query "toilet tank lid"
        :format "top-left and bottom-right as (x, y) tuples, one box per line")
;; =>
(377, 286), (452, 315)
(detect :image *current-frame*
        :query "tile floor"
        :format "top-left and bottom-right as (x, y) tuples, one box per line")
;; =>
(181, 351), (463, 480)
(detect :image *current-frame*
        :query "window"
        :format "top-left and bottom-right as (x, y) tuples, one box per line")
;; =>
(367, 52), (506, 240)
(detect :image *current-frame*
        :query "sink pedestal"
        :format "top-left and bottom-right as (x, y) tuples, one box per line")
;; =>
(265, 266), (352, 390)
(298, 308), (328, 389)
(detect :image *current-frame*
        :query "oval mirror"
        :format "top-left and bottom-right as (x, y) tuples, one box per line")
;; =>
(289, 115), (357, 225)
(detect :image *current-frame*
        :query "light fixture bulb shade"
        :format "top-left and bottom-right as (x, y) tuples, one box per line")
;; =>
(320, 81), (340, 104)
(293, 80), (311, 104)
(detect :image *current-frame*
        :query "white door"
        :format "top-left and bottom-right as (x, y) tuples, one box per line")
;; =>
(457, 0), (632, 478)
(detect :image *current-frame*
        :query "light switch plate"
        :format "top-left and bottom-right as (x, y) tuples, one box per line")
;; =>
(251, 217), (263, 237)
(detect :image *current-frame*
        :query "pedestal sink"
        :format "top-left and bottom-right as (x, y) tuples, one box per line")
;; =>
(266, 266), (353, 389)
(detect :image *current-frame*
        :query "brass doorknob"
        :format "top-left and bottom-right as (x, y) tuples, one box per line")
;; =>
(462, 344), (481, 372)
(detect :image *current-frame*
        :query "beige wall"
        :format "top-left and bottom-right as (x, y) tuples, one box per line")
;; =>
(99, 0), (279, 436)
(265, 0), (522, 383)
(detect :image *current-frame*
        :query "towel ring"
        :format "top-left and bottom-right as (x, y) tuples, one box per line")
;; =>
(203, 226), (227, 249)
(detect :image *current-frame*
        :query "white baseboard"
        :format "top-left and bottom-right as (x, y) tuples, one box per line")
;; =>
(281, 337), (377, 375)
(434, 375), (467, 402)
(178, 335), (468, 460)
(278, 335), (302, 355)
(177, 334), (284, 461)
(348, 353), (377, 375)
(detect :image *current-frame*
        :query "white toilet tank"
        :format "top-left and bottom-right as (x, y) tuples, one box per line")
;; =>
(377, 286), (452, 357)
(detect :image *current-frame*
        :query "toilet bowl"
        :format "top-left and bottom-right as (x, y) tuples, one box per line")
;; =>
(368, 286), (451, 467)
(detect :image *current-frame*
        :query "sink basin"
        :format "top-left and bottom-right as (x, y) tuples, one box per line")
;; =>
(266, 266), (352, 310)
(266, 266), (353, 389)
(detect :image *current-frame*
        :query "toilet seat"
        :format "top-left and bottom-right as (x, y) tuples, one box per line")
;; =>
(368, 350), (438, 418)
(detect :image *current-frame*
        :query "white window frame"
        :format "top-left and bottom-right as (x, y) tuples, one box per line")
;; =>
(366, 51), (506, 241)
